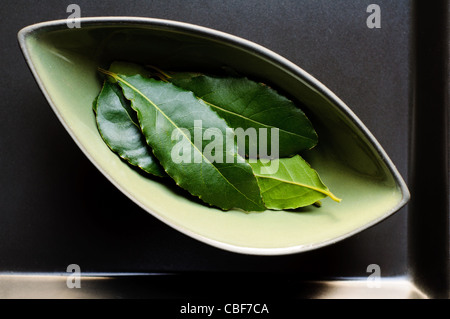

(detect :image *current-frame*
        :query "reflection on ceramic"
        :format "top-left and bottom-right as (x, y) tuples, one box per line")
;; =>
(18, 17), (409, 255)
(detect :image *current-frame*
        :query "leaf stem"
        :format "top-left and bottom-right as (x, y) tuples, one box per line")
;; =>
(146, 65), (172, 80)
(98, 67), (117, 79)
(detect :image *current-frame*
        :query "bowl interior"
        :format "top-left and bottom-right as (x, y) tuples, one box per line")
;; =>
(19, 19), (408, 254)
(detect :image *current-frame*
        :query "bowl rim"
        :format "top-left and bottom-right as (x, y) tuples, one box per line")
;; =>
(17, 17), (410, 255)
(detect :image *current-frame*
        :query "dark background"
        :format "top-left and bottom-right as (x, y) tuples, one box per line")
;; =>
(0, 0), (447, 298)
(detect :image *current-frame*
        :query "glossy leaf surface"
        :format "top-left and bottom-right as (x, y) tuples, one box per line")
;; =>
(168, 72), (318, 158)
(94, 81), (166, 177)
(101, 70), (266, 212)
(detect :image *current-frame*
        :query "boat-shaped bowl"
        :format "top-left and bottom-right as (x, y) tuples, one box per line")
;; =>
(18, 17), (410, 255)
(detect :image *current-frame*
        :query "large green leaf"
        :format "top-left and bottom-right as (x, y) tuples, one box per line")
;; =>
(248, 155), (341, 210)
(100, 69), (266, 212)
(167, 72), (318, 158)
(107, 62), (318, 158)
(94, 81), (166, 177)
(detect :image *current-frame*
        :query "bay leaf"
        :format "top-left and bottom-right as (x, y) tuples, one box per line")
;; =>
(94, 80), (166, 177)
(248, 155), (341, 210)
(167, 72), (318, 158)
(100, 69), (266, 212)
(106, 62), (318, 158)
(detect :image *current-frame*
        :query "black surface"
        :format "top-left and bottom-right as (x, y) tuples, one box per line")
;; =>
(0, 0), (446, 297)
(408, 0), (449, 299)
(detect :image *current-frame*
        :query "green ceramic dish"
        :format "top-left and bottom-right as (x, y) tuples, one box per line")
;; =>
(18, 17), (409, 255)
